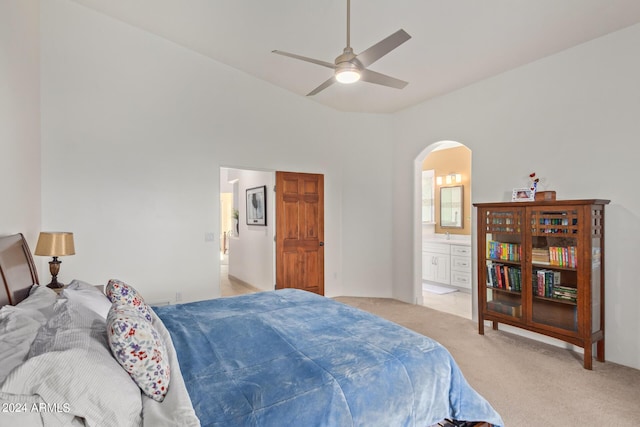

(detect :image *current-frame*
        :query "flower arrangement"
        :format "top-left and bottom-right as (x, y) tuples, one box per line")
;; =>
(529, 172), (539, 194)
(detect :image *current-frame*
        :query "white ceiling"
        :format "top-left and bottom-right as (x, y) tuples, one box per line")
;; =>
(70, 0), (640, 114)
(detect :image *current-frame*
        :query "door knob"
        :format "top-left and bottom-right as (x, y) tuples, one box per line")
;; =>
(319, 242), (324, 246)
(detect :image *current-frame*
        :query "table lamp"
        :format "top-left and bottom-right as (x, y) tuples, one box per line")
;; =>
(34, 232), (75, 289)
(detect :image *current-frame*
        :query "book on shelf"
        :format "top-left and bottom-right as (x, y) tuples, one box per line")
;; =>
(486, 300), (522, 317)
(485, 260), (494, 287)
(503, 265), (511, 290)
(486, 261), (521, 291)
(553, 285), (577, 302)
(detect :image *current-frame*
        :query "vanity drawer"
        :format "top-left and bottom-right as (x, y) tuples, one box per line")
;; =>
(451, 245), (471, 257)
(451, 271), (472, 289)
(451, 255), (472, 272)
(422, 242), (450, 255)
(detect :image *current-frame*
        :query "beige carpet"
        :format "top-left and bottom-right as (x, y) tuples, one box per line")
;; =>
(335, 296), (640, 426)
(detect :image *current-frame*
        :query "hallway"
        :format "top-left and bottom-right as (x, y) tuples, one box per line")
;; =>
(220, 253), (260, 297)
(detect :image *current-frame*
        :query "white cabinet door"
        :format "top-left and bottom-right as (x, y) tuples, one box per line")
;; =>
(432, 253), (450, 284)
(423, 251), (450, 285)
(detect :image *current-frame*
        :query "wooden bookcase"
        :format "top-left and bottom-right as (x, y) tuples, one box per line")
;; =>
(474, 199), (609, 369)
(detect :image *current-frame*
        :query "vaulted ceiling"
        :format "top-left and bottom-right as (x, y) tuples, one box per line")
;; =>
(70, 0), (640, 113)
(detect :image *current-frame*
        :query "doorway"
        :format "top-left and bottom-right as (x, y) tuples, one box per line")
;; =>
(415, 141), (473, 319)
(219, 167), (274, 297)
(219, 168), (326, 297)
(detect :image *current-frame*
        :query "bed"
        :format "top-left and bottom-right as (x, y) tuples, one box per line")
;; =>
(0, 233), (503, 426)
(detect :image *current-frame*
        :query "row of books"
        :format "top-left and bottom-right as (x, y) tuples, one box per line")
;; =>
(486, 261), (522, 292)
(533, 269), (577, 302)
(533, 269), (561, 298)
(529, 246), (578, 268)
(487, 241), (521, 262)
(548, 246), (577, 268)
(487, 263), (578, 302)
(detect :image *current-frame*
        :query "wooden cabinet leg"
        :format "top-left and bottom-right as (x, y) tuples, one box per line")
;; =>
(596, 339), (605, 363)
(584, 341), (593, 370)
(492, 321), (498, 330)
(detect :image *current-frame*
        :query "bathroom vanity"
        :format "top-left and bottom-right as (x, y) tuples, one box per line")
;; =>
(422, 235), (472, 291)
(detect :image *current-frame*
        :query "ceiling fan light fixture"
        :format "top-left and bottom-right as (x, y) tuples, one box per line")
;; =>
(335, 63), (361, 84)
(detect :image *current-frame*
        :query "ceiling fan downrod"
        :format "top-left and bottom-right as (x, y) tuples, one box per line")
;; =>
(335, 0), (360, 84)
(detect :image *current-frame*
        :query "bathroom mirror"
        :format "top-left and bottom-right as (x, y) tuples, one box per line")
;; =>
(440, 186), (463, 228)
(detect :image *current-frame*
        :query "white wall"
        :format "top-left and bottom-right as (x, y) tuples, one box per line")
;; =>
(0, 0), (41, 251)
(36, 0), (640, 371)
(228, 169), (274, 292)
(392, 24), (640, 369)
(40, 0), (394, 303)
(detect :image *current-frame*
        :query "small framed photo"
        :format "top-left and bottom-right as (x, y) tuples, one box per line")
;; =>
(512, 188), (535, 202)
(246, 185), (267, 226)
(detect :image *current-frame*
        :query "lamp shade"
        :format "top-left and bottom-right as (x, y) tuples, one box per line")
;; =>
(34, 232), (75, 257)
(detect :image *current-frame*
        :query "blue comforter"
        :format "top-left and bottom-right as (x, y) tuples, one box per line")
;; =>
(154, 289), (503, 427)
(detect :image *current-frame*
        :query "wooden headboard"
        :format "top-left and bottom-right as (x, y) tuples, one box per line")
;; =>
(0, 233), (39, 306)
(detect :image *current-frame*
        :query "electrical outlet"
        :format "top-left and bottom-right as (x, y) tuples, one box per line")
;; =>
(175, 291), (182, 302)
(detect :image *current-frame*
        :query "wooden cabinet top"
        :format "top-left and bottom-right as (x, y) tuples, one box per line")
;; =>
(473, 199), (610, 208)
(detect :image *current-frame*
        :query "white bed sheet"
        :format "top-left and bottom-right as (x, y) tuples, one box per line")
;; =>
(0, 296), (200, 427)
(143, 308), (200, 426)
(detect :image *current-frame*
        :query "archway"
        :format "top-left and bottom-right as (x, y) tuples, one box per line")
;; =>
(413, 140), (474, 319)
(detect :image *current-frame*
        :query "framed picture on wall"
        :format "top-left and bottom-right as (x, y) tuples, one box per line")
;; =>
(246, 185), (267, 226)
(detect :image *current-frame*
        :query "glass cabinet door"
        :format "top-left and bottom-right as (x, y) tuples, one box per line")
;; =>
(528, 206), (580, 332)
(482, 208), (523, 319)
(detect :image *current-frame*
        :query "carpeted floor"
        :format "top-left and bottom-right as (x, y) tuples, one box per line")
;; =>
(335, 296), (640, 427)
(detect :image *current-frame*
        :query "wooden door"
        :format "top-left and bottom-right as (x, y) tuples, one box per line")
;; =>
(275, 171), (324, 295)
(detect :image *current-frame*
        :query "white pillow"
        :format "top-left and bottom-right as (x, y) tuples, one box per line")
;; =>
(0, 306), (43, 383)
(142, 310), (200, 426)
(61, 279), (112, 319)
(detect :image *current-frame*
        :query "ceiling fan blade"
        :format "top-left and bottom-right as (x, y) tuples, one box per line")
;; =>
(272, 50), (335, 69)
(355, 29), (411, 68)
(307, 76), (336, 96)
(360, 69), (408, 89)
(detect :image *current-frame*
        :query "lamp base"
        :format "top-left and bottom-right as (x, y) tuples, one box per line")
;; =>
(45, 257), (64, 289)
(46, 279), (65, 289)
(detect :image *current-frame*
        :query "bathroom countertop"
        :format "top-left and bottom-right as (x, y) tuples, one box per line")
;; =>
(423, 234), (471, 246)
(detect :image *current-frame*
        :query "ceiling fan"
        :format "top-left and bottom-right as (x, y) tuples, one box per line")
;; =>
(272, 0), (411, 96)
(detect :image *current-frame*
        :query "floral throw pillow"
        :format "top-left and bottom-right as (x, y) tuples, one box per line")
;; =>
(105, 279), (152, 322)
(107, 304), (170, 402)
